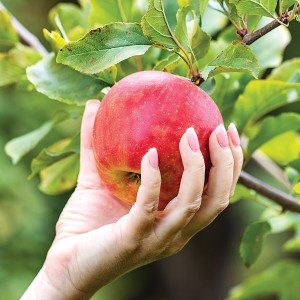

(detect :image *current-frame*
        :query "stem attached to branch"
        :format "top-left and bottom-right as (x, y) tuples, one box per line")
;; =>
(242, 6), (300, 45)
(238, 171), (300, 213)
(0, 1), (48, 56)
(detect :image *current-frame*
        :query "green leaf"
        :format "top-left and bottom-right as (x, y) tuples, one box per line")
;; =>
(0, 11), (18, 52)
(89, 0), (135, 24)
(4, 111), (68, 165)
(177, 0), (203, 17)
(0, 45), (41, 87)
(49, 3), (90, 40)
(174, 7), (210, 60)
(27, 53), (106, 105)
(228, 260), (300, 300)
(141, 0), (178, 49)
(207, 42), (260, 78)
(93, 65), (117, 85)
(269, 58), (300, 82)
(29, 134), (80, 179)
(261, 131), (300, 166)
(250, 17), (291, 69)
(57, 23), (152, 74)
(211, 73), (249, 122)
(154, 52), (181, 72)
(233, 80), (300, 132)
(5, 122), (53, 165)
(175, 7), (192, 53)
(200, 0), (209, 17)
(39, 153), (80, 195)
(187, 10), (211, 60)
(284, 167), (299, 186)
(284, 225), (300, 252)
(280, 0), (297, 12)
(224, 0), (244, 28)
(240, 221), (271, 268)
(230, 0), (277, 17)
(248, 113), (300, 153)
(43, 29), (67, 53)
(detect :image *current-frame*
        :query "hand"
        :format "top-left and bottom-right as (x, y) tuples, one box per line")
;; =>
(22, 100), (243, 300)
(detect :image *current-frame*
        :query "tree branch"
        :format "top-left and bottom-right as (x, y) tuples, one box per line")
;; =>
(0, 1), (48, 56)
(238, 171), (300, 213)
(242, 6), (300, 45)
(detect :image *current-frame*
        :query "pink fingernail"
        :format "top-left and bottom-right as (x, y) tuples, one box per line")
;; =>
(186, 127), (200, 152)
(215, 124), (229, 148)
(228, 123), (240, 147)
(148, 148), (158, 169)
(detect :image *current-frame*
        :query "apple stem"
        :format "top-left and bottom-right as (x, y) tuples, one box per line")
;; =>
(191, 73), (205, 86)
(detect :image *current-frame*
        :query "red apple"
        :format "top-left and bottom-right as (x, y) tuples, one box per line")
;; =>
(93, 71), (223, 210)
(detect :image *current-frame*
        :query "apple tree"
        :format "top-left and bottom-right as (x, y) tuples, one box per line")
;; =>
(1, 0), (300, 298)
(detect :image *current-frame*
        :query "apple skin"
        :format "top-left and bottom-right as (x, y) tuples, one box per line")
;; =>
(93, 71), (223, 210)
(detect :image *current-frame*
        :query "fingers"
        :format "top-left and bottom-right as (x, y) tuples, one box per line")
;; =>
(184, 123), (243, 236)
(204, 124), (234, 206)
(228, 123), (243, 196)
(77, 100), (101, 187)
(127, 148), (161, 236)
(156, 127), (205, 238)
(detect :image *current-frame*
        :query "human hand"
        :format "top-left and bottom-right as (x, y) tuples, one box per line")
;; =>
(22, 100), (243, 300)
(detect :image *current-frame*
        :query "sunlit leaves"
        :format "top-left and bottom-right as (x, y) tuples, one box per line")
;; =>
(27, 53), (106, 104)
(141, 0), (178, 49)
(232, 80), (300, 132)
(57, 23), (152, 74)
(230, 0), (278, 17)
(39, 153), (79, 195)
(43, 29), (67, 53)
(248, 113), (300, 154)
(240, 221), (271, 267)
(0, 11), (18, 52)
(261, 132), (300, 166)
(229, 260), (300, 300)
(208, 42), (260, 78)
(269, 58), (300, 82)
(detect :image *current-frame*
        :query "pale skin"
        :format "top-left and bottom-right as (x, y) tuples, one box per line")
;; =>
(22, 100), (243, 300)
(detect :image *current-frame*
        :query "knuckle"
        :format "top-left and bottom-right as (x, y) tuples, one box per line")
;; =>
(224, 157), (234, 169)
(146, 178), (161, 190)
(216, 199), (230, 213)
(142, 201), (159, 214)
(185, 199), (202, 216)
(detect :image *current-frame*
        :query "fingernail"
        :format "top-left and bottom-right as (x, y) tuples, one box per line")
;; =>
(86, 99), (100, 106)
(186, 127), (200, 152)
(215, 124), (229, 148)
(228, 123), (240, 147)
(148, 148), (158, 169)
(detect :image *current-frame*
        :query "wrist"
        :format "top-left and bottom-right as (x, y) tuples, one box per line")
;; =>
(21, 266), (61, 300)
(21, 265), (90, 300)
